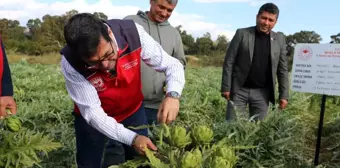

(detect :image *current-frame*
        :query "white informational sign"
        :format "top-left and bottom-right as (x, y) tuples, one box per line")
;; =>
(291, 43), (340, 96)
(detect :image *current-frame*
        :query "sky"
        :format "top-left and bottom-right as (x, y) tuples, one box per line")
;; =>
(0, 0), (339, 43)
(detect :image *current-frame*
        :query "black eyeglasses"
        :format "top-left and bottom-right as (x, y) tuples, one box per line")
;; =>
(85, 41), (115, 69)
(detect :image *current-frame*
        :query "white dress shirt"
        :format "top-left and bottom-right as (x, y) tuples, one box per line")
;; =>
(60, 23), (185, 146)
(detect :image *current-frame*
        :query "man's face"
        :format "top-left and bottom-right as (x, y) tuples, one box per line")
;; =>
(84, 31), (118, 71)
(149, 0), (176, 23)
(256, 11), (277, 34)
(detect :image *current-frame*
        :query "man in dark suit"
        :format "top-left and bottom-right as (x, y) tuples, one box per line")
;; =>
(221, 3), (289, 121)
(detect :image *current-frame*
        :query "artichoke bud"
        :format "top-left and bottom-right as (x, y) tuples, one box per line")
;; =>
(214, 147), (238, 167)
(210, 156), (227, 168)
(5, 117), (22, 132)
(215, 147), (234, 159)
(192, 148), (202, 162)
(169, 126), (191, 148)
(191, 125), (214, 145)
(180, 150), (202, 168)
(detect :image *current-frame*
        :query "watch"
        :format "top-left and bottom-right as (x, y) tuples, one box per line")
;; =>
(166, 91), (181, 99)
(131, 134), (139, 147)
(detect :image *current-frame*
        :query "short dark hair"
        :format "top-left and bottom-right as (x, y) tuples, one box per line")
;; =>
(63, 13), (111, 60)
(153, 0), (178, 5)
(258, 3), (279, 18)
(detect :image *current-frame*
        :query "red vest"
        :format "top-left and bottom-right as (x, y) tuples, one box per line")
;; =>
(61, 19), (144, 122)
(0, 37), (4, 96)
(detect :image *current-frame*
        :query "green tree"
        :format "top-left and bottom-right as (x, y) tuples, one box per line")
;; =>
(0, 19), (21, 41)
(26, 18), (42, 38)
(176, 25), (196, 55)
(94, 12), (108, 20)
(285, 30), (322, 71)
(196, 32), (213, 55)
(214, 34), (228, 52)
(286, 30), (322, 45)
(64, 9), (79, 20)
(331, 33), (340, 43)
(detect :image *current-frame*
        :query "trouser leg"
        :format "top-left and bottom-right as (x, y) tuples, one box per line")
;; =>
(248, 88), (270, 121)
(144, 107), (158, 126)
(102, 103), (149, 168)
(226, 88), (249, 121)
(73, 113), (106, 168)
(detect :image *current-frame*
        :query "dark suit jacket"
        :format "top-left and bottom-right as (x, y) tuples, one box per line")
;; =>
(221, 26), (289, 104)
(0, 37), (13, 96)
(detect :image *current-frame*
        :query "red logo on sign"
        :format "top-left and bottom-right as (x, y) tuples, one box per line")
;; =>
(298, 46), (313, 61)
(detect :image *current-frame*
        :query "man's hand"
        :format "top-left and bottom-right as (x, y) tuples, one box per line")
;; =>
(157, 97), (180, 124)
(0, 96), (17, 119)
(222, 92), (230, 100)
(132, 135), (157, 155)
(279, 99), (288, 109)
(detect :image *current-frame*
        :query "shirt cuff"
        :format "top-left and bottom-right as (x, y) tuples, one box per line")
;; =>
(118, 128), (138, 146)
(166, 81), (184, 95)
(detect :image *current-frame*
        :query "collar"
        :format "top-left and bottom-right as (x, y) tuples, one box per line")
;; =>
(103, 22), (129, 55)
(255, 26), (270, 37)
(104, 23), (120, 52)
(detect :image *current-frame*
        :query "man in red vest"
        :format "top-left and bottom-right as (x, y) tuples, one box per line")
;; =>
(0, 36), (17, 120)
(60, 13), (185, 167)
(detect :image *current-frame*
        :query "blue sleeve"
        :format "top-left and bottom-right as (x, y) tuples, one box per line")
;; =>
(1, 42), (13, 96)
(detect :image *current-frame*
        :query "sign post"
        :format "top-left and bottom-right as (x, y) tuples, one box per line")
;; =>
(314, 94), (326, 165)
(290, 43), (340, 166)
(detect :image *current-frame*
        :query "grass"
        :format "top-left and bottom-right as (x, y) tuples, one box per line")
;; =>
(7, 52), (61, 65)
(6, 53), (340, 167)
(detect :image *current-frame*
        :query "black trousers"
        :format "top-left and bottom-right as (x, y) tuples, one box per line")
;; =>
(73, 103), (148, 168)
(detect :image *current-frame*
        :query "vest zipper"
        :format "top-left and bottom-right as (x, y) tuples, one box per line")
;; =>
(115, 78), (118, 86)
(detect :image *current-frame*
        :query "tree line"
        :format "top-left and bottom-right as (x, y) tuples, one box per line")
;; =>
(1, 10), (339, 68)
